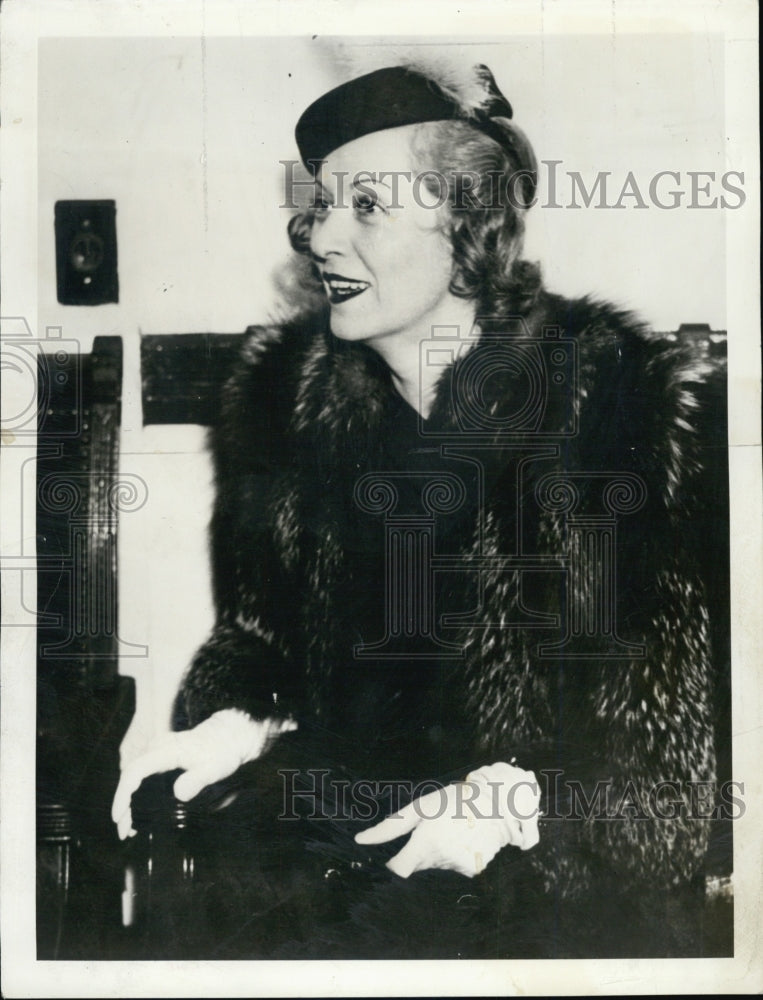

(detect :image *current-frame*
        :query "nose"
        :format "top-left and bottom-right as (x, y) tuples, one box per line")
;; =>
(309, 205), (353, 263)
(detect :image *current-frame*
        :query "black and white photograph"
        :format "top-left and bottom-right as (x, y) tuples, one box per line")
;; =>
(1, 0), (760, 995)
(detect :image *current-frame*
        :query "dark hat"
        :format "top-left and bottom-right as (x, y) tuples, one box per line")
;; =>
(295, 64), (519, 169)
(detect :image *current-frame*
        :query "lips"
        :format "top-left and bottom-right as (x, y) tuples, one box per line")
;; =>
(322, 272), (370, 305)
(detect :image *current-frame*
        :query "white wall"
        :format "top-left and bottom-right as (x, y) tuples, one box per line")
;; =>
(37, 34), (728, 758)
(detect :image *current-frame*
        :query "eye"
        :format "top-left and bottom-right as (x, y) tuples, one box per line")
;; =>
(311, 196), (332, 217)
(352, 189), (383, 215)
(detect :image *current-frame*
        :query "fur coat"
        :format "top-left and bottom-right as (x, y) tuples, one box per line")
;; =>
(174, 287), (726, 931)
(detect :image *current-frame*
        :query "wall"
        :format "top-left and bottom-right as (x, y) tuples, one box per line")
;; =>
(37, 34), (728, 758)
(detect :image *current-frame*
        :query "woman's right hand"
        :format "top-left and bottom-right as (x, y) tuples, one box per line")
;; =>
(111, 709), (297, 840)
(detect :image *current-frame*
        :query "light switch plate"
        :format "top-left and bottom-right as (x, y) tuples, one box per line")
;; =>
(55, 200), (119, 306)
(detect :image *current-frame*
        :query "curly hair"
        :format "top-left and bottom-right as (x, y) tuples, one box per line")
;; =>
(287, 118), (542, 320)
(411, 118), (542, 319)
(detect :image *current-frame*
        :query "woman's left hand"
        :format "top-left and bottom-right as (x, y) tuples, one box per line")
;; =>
(354, 761), (540, 878)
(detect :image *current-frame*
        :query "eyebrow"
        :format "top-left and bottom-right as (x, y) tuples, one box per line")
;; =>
(315, 175), (394, 199)
(352, 174), (393, 193)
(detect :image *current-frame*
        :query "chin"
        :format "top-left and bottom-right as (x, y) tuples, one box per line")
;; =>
(328, 311), (378, 343)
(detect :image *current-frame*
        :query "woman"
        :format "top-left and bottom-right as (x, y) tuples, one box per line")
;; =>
(113, 64), (722, 957)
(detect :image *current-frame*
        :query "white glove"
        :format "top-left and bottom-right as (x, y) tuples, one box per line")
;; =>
(111, 709), (297, 840)
(354, 761), (540, 878)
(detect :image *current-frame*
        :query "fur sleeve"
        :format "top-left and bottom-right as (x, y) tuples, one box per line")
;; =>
(469, 297), (724, 898)
(174, 322), (312, 730)
(538, 304), (721, 896)
(173, 624), (303, 729)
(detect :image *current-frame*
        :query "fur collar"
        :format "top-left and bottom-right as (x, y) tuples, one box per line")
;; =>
(236, 290), (718, 514)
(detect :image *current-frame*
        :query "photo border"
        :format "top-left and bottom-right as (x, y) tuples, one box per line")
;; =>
(1, 0), (760, 995)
